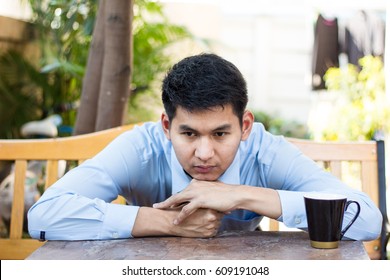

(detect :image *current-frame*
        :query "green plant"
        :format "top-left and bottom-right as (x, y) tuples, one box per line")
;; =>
(34, 0), (194, 125)
(132, 0), (191, 95)
(0, 0), (95, 139)
(0, 0), (195, 138)
(321, 56), (389, 141)
(0, 51), (46, 138)
(27, 0), (93, 123)
(252, 110), (309, 139)
(127, 0), (194, 122)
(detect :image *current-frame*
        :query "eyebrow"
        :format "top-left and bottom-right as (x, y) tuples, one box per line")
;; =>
(178, 124), (232, 132)
(212, 124), (232, 132)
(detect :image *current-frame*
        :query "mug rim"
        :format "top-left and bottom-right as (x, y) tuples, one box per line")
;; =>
(304, 193), (347, 200)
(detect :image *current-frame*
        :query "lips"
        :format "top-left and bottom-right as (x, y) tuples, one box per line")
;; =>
(194, 165), (214, 174)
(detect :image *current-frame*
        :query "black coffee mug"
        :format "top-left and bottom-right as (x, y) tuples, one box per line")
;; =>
(304, 193), (361, 249)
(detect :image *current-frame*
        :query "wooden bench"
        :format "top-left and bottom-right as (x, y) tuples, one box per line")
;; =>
(0, 124), (135, 259)
(0, 124), (388, 259)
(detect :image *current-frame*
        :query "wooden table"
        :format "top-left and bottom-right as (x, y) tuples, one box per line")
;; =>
(26, 231), (370, 260)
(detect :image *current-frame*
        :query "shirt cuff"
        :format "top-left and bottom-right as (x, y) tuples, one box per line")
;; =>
(101, 203), (140, 239)
(277, 190), (307, 228)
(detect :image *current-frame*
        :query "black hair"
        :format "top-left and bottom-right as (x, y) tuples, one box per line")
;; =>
(162, 53), (248, 124)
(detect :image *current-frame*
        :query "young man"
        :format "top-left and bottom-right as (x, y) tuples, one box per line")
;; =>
(28, 53), (382, 241)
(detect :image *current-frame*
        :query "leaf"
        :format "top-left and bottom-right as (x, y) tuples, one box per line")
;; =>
(40, 61), (62, 73)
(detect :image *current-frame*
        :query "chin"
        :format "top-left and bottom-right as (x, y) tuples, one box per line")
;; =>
(192, 173), (220, 181)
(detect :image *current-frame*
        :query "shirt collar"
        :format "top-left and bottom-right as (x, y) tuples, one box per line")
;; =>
(171, 146), (241, 194)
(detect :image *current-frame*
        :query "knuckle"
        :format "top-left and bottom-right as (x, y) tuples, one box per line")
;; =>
(204, 208), (216, 215)
(207, 215), (217, 222)
(182, 205), (191, 215)
(202, 230), (214, 238)
(206, 210), (221, 221)
(205, 224), (214, 230)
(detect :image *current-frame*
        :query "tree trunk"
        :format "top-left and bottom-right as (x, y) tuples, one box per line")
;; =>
(73, 0), (106, 135)
(95, 0), (132, 131)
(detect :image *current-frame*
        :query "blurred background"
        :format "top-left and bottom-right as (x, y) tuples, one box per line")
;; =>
(0, 0), (389, 238)
(0, 0), (388, 140)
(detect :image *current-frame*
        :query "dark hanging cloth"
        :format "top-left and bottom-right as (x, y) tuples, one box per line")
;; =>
(311, 14), (340, 90)
(343, 11), (385, 67)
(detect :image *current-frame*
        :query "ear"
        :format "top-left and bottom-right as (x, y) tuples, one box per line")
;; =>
(241, 110), (254, 141)
(161, 112), (171, 140)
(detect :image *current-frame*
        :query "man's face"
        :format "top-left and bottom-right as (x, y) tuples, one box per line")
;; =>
(162, 105), (253, 181)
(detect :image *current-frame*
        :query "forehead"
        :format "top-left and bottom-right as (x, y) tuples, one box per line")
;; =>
(171, 105), (240, 130)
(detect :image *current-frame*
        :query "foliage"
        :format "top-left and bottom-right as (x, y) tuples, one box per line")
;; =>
(128, 0), (194, 122)
(0, 0), (95, 138)
(0, 0), (193, 138)
(252, 111), (309, 139)
(132, 0), (191, 94)
(0, 51), (43, 138)
(321, 56), (389, 141)
(29, 0), (94, 124)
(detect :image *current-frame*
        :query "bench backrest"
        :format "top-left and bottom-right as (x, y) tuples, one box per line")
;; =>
(0, 124), (135, 259)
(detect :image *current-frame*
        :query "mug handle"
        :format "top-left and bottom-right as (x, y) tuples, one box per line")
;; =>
(340, 200), (361, 239)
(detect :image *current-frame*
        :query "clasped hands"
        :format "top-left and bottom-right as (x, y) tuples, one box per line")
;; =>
(153, 179), (239, 237)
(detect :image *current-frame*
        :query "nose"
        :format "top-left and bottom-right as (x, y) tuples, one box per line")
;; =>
(195, 137), (215, 161)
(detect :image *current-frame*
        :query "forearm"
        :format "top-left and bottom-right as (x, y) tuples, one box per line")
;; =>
(28, 187), (136, 240)
(234, 185), (282, 220)
(132, 207), (176, 237)
(132, 206), (223, 238)
(154, 181), (282, 223)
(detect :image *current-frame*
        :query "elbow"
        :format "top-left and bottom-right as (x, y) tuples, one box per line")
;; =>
(27, 186), (70, 240)
(27, 195), (58, 240)
(27, 202), (45, 239)
(368, 207), (384, 239)
(343, 206), (383, 241)
(358, 207), (383, 241)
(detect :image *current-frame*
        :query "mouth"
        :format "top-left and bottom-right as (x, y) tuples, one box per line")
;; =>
(194, 165), (215, 174)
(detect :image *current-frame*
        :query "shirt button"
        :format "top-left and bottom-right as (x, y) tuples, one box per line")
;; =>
(112, 232), (119, 238)
(294, 217), (301, 224)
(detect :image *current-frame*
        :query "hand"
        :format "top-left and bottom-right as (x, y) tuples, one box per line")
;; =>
(132, 206), (222, 238)
(169, 207), (223, 238)
(154, 179), (239, 225)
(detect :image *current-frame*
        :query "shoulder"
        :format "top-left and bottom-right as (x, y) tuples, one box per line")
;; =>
(242, 122), (283, 152)
(120, 121), (169, 147)
(241, 122), (301, 163)
(101, 121), (171, 161)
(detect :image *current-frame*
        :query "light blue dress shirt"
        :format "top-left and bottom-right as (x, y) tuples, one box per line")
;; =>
(28, 122), (382, 241)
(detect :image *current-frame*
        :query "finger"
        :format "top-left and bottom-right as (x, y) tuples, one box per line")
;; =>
(153, 193), (188, 209)
(205, 209), (224, 220)
(204, 210), (219, 222)
(173, 203), (199, 225)
(152, 197), (176, 209)
(169, 201), (189, 209)
(203, 227), (219, 238)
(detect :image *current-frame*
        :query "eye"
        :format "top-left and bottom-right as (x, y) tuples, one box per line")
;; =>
(214, 132), (226, 137)
(182, 131), (196, 137)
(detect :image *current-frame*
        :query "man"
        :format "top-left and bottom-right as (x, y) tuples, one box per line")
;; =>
(28, 53), (382, 241)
